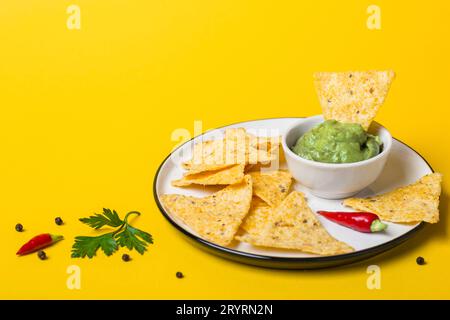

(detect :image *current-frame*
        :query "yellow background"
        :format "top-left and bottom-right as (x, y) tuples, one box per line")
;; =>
(1, 0), (449, 299)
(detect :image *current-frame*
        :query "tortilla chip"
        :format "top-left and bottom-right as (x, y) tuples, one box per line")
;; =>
(240, 197), (272, 235)
(182, 128), (277, 174)
(181, 139), (232, 173)
(246, 132), (281, 152)
(224, 127), (248, 145)
(224, 128), (280, 149)
(244, 148), (285, 172)
(249, 170), (292, 207)
(172, 164), (245, 187)
(236, 191), (354, 255)
(344, 173), (442, 223)
(161, 175), (253, 246)
(314, 70), (395, 130)
(181, 140), (220, 169)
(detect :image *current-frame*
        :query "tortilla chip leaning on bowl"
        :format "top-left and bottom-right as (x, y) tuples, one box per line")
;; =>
(344, 173), (442, 223)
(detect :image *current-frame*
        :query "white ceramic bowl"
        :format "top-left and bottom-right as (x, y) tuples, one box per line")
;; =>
(282, 115), (392, 199)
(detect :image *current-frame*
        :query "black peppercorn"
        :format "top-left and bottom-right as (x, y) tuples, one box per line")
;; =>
(416, 256), (426, 265)
(15, 223), (24, 232)
(37, 250), (47, 260)
(176, 272), (184, 279)
(55, 217), (63, 225)
(122, 254), (131, 262)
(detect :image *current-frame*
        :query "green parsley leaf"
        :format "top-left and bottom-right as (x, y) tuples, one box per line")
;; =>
(79, 208), (123, 229)
(71, 233), (118, 258)
(115, 225), (153, 255)
(72, 209), (153, 258)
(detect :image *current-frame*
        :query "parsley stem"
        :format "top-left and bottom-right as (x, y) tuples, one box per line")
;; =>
(112, 211), (141, 236)
(123, 211), (141, 224)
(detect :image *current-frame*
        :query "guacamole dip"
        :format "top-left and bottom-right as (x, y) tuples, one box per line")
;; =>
(292, 120), (382, 164)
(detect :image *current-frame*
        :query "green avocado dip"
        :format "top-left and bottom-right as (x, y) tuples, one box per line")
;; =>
(291, 120), (382, 164)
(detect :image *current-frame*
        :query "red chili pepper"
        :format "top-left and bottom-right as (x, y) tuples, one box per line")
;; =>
(317, 211), (387, 233)
(16, 233), (63, 256)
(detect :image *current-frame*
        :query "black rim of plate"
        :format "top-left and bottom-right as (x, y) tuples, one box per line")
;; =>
(153, 117), (431, 267)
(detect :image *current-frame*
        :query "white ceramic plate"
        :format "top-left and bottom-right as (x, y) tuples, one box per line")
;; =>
(153, 118), (432, 269)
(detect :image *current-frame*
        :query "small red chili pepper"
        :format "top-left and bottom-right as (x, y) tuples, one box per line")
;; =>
(317, 211), (387, 233)
(16, 233), (63, 256)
